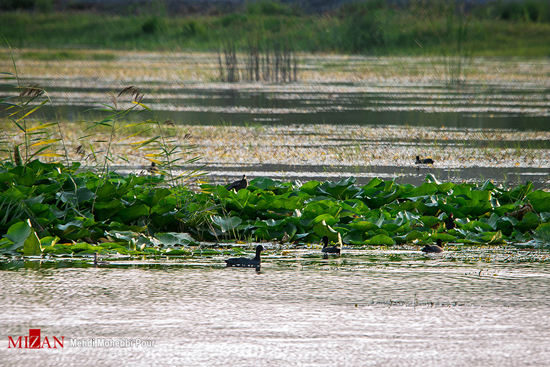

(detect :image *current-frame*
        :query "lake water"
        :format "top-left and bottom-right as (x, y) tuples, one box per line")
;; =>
(1, 252), (550, 366)
(4, 70), (550, 188)
(2, 56), (550, 365)
(2, 54), (550, 187)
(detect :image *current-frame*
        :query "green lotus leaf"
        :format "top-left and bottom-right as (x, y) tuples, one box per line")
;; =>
(527, 190), (550, 213)
(115, 204), (150, 224)
(487, 230), (505, 244)
(402, 182), (438, 198)
(365, 234), (395, 245)
(95, 181), (117, 201)
(463, 220), (495, 233)
(216, 185), (231, 198)
(40, 236), (59, 247)
(211, 215), (243, 232)
(425, 174), (440, 184)
(405, 230), (428, 242)
(348, 219), (379, 232)
(193, 249), (222, 256)
(313, 220), (338, 238)
(69, 242), (98, 253)
(342, 230), (364, 245)
(156, 232), (199, 247)
(419, 216), (440, 228)
(23, 230), (42, 256)
(431, 233), (456, 242)
(312, 214), (338, 226)
(533, 223), (550, 243)
(4, 221), (32, 247)
(316, 177), (357, 199)
(515, 212), (540, 232)
(166, 249), (191, 256)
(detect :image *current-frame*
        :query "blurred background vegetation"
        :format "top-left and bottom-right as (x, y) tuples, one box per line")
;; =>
(1, 0), (550, 56)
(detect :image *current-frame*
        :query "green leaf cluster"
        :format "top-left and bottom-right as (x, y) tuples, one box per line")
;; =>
(1, 160), (549, 257)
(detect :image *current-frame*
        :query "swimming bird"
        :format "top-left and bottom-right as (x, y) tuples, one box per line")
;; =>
(321, 235), (341, 256)
(421, 239), (444, 253)
(93, 253), (110, 267)
(280, 232), (290, 244)
(415, 156), (434, 165)
(227, 175), (248, 192)
(445, 213), (456, 230)
(225, 245), (265, 269)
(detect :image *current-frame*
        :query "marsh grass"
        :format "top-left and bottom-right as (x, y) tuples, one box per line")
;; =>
(21, 50), (117, 61)
(219, 37), (298, 83)
(421, 0), (473, 85)
(1, 42), (70, 166)
(1, 49), (204, 189)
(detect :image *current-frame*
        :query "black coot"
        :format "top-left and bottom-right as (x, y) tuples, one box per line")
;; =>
(225, 245), (265, 269)
(415, 156), (434, 165)
(321, 236), (341, 255)
(445, 213), (455, 230)
(227, 175), (248, 192)
(421, 239), (444, 253)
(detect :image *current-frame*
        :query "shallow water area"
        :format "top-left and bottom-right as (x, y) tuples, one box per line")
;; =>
(1, 246), (550, 366)
(2, 53), (550, 187)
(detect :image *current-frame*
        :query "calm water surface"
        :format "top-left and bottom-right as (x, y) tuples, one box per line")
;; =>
(2, 260), (550, 366)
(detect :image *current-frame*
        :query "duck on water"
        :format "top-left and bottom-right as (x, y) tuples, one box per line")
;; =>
(321, 235), (341, 258)
(421, 239), (444, 253)
(225, 245), (265, 269)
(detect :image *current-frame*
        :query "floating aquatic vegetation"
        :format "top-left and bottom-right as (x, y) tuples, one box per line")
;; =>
(0, 160), (549, 265)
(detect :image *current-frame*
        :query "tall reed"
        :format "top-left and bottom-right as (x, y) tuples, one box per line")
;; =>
(219, 38), (298, 83)
(422, 0), (473, 86)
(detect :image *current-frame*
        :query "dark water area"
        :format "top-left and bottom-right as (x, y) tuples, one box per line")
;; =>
(12, 83), (550, 130)
(192, 163), (550, 188)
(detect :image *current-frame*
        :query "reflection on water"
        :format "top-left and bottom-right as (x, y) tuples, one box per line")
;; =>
(15, 83), (550, 130)
(1, 256), (550, 366)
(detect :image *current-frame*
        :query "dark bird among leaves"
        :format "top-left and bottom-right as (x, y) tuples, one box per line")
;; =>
(445, 213), (455, 230)
(227, 175), (248, 192)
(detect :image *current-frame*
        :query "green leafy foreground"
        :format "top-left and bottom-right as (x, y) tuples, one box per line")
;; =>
(1, 160), (550, 258)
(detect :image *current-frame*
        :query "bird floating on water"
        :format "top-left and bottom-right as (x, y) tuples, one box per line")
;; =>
(415, 156), (434, 165)
(227, 175), (248, 192)
(93, 253), (110, 267)
(280, 232), (290, 244)
(421, 239), (444, 253)
(225, 245), (265, 269)
(321, 235), (341, 258)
